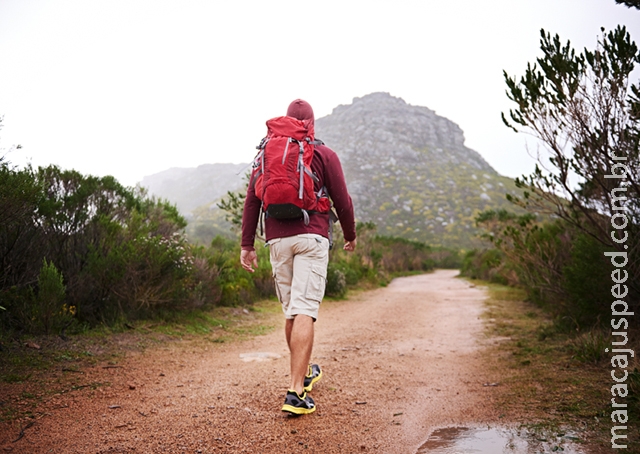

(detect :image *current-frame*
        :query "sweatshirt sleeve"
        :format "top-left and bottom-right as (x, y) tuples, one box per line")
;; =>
(241, 175), (262, 251)
(323, 149), (357, 242)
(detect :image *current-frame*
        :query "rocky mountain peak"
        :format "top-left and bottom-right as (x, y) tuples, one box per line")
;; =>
(315, 92), (517, 248)
(316, 92), (493, 174)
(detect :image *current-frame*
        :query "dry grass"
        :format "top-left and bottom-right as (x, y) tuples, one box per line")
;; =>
(473, 280), (640, 453)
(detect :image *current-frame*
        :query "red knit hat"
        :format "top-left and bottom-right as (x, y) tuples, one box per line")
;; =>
(286, 99), (314, 128)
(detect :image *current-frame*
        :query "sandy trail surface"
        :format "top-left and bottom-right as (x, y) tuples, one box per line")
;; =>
(1, 269), (506, 453)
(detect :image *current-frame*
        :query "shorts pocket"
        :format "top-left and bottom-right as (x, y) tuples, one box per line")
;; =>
(306, 264), (327, 303)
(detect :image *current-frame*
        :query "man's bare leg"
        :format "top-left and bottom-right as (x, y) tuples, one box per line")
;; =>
(285, 315), (314, 395)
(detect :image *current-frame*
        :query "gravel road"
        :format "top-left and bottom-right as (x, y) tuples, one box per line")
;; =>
(1, 269), (507, 453)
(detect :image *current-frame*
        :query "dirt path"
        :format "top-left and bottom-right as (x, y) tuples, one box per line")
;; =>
(1, 270), (506, 453)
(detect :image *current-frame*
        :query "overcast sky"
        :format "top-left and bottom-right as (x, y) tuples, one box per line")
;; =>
(0, 0), (638, 187)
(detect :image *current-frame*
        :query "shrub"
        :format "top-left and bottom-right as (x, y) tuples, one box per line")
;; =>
(204, 236), (275, 306)
(325, 264), (347, 298)
(475, 208), (634, 330)
(430, 248), (463, 269)
(36, 259), (70, 334)
(562, 234), (611, 326)
(460, 248), (516, 285)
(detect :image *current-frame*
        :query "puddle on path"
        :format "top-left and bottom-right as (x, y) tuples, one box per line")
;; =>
(417, 426), (585, 454)
(239, 352), (282, 362)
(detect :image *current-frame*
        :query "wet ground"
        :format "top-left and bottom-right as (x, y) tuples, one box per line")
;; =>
(417, 426), (585, 454)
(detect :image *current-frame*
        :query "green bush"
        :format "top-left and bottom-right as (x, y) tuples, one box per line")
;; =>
(1, 260), (73, 335)
(327, 223), (435, 291)
(325, 263), (347, 298)
(36, 259), (69, 334)
(204, 236), (275, 307)
(252, 244), (277, 299)
(0, 161), (219, 332)
(474, 209), (635, 330)
(562, 233), (611, 326)
(0, 159), (45, 290)
(460, 248), (514, 285)
(430, 248), (463, 269)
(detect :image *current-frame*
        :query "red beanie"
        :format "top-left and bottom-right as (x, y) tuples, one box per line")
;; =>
(286, 99), (314, 128)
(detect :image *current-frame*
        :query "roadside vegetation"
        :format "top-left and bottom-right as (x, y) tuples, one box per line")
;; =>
(473, 281), (639, 451)
(461, 25), (640, 449)
(0, 146), (460, 401)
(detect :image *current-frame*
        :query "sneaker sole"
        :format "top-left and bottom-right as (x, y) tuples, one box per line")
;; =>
(303, 369), (323, 393)
(282, 404), (316, 415)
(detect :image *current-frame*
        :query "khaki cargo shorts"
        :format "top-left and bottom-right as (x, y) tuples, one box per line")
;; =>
(268, 234), (330, 320)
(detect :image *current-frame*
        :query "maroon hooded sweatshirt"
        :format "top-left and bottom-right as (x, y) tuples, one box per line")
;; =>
(241, 99), (356, 250)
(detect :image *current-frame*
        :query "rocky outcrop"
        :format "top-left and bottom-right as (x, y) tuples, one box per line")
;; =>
(316, 92), (519, 248)
(317, 92), (492, 171)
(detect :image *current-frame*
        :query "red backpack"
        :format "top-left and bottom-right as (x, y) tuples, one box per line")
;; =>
(251, 116), (331, 223)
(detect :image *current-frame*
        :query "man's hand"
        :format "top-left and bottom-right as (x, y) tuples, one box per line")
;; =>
(240, 249), (258, 273)
(343, 238), (357, 252)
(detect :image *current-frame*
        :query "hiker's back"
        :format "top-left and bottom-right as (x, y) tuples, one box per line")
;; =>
(251, 115), (329, 221)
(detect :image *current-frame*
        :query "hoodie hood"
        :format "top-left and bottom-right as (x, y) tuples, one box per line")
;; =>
(286, 99), (314, 129)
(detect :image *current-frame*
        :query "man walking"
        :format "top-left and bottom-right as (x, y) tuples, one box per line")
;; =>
(240, 99), (357, 415)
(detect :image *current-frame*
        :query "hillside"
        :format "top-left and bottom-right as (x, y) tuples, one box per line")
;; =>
(317, 92), (520, 248)
(140, 163), (247, 216)
(141, 93), (522, 248)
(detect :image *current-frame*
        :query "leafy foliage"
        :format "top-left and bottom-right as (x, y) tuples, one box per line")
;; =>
(217, 190), (246, 232)
(328, 222), (438, 289)
(35, 259), (69, 335)
(614, 0), (640, 9)
(470, 210), (612, 328)
(460, 248), (515, 285)
(502, 26), (639, 303)
(0, 160), (221, 333)
(465, 27), (640, 329)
